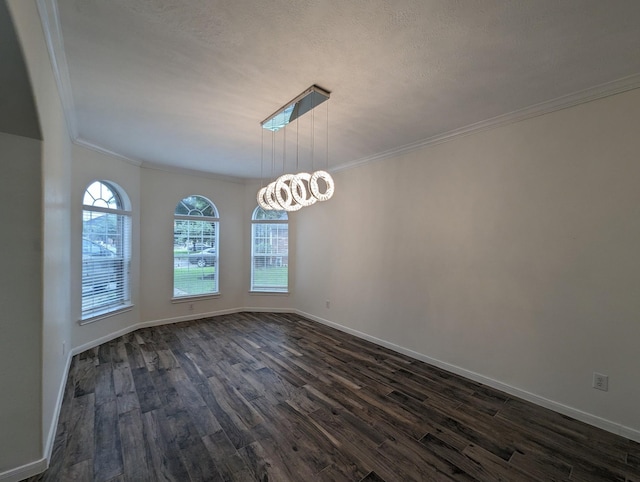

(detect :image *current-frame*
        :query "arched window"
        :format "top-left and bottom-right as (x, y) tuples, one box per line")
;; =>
(251, 206), (288, 292)
(173, 195), (219, 298)
(82, 181), (131, 319)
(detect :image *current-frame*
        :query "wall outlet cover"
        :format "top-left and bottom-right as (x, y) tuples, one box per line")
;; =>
(593, 372), (609, 391)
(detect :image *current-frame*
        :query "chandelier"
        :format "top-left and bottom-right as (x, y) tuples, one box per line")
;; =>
(257, 85), (335, 212)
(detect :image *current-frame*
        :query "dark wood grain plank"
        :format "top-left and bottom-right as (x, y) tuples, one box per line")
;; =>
(64, 393), (95, 467)
(118, 409), (154, 482)
(131, 366), (162, 413)
(462, 443), (537, 481)
(142, 408), (191, 482)
(202, 429), (257, 482)
(93, 399), (123, 482)
(28, 312), (640, 482)
(61, 459), (92, 482)
(359, 471), (387, 482)
(73, 356), (96, 397)
(113, 365), (140, 415)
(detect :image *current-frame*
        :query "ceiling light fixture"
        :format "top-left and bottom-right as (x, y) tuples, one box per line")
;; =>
(257, 85), (334, 211)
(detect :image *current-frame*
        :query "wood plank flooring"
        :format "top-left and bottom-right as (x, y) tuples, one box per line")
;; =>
(23, 312), (640, 481)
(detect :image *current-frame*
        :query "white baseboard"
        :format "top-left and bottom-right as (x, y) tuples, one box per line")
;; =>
(16, 307), (637, 482)
(242, 307), (294, 313)
(71, 307), (298, 356)
(0, 458), (47, 482)
(620, 425), (640, 443)
(0, 348), (73, 481)
(44, 350), (74, 461)
(296, 309), (640, 444)
(71, 307), (246, 356)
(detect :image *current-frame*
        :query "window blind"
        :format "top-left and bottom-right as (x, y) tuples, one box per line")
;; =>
(251, 207), (288, 292)
(82, 208), (131, 318)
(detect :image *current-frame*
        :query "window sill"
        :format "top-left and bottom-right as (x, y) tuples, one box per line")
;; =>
(171, 293), (221, 303)
(80, 303), (134, 325)
(249, 290), (290, 296)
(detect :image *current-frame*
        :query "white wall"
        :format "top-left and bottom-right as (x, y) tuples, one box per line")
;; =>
(295, 88), (640, 438)
(0, 133), (42, 473)
(8, 0), (73, 477)
(70, 145), (141, 348)
(6, 1), (640, 475)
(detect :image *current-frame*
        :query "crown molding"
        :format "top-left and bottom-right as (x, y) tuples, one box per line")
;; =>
(36, 0), (78, 139)
(73, 138), (143, 166)
(138, 160), (246, 184)
(73, 137), (245, 183)
(36, 0), (640, 179)
(333, 75), (640, 173)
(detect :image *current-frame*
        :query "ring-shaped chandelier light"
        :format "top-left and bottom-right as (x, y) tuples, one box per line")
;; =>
(265, 183), (283, 210)
(257, 186), (272, 211)
(291, 172), (318, 207)
(310, 170), (335, 202)
(275, 174), (303, 212)
(275, 174), (294, 210)
(257, 85), (335, 212)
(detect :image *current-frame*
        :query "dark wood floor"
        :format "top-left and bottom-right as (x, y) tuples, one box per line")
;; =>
(24, 312), (640, 481)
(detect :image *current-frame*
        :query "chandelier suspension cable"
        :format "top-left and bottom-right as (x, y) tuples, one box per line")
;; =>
(326, 99), (329, 171)
(309, 89), (335, 202)
(267, 128), (279, 210)
(311, 93), (315, 172)
(260, 127), (265, 186)
(271, 128), (276, 181)
(256, 84), (334, 211)
(257, 126), (267, 210)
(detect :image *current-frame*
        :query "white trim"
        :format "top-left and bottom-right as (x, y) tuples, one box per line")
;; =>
(44, 350), (73, 461)
(71, 307), (297, 355)
(79, 303), (134, 325)
(36, 0), (77, 139)
(36, 0), (640, 181)
(171, 294), (221, 303)
(295, 309), (640, 444)
(74, 138), (143, 166)
(71, 308), (243, 355)
(621, 425), (640, 443)
(13, 307), (637, 480)
(243, 307), (293, 313)
(73, 140), (246, 184)
(333, 76), (640, 174)
(174, 214), (219, 222)
(248, 291), (290, 296)
(74, 138), (245, 184)
(82, 204), (131, 217)
(140, 159), (246, 184)
(0, 458), (48, 482)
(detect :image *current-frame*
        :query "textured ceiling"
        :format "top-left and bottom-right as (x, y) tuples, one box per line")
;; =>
(49, 0), (640, 178)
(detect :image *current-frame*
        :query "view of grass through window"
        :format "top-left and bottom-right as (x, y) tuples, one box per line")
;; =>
(173, 196), (219, 297)
(251, 207), (288, 292)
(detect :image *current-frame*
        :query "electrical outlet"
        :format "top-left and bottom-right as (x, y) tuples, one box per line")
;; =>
(325, 300), (330, 309)
(593, 372), (608, 391)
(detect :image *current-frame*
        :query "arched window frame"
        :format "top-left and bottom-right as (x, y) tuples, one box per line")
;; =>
(81, 180), (132, 321)
(173, 195), (220, 299)
(251, 206), (288, 293)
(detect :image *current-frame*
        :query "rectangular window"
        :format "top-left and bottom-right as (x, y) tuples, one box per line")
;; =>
(251, 222), (288, 292)
(82, 211), (131, 318)
(173, 219), (219, 297)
